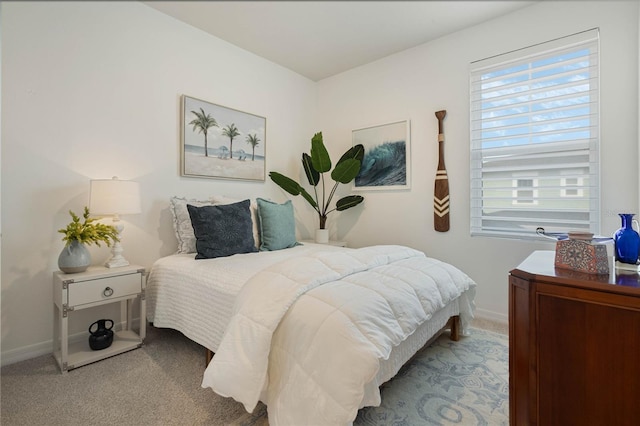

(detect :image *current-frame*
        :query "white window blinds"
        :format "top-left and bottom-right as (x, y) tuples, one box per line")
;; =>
(470, 29), (600, 239)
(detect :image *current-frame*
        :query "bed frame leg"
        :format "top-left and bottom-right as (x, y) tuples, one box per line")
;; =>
(206, 349), (214, 366)
(449, 315), (460, 341)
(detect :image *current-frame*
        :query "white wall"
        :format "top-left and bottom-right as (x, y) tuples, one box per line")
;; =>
(317, 0), (639, 321)
(1, 2), (317, 364)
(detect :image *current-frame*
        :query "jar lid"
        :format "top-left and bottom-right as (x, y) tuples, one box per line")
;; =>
(568, 231), (594, 241)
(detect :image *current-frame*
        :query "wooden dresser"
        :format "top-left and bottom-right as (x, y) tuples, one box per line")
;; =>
(509, 251), (640, 425)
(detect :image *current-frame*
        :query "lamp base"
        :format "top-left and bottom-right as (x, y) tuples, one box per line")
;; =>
(105, 256), (130, 268)
(105, 222), (130, 268)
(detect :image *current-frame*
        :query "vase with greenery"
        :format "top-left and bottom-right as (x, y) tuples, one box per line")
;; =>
(57, 207), (119, 273)
(269, 132), (365, 236)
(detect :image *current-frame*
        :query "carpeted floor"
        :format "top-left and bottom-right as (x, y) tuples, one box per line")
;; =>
(1, 322), (508, 425)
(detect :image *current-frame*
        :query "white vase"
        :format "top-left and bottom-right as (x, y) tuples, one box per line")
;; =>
(315, 229), (329, 244)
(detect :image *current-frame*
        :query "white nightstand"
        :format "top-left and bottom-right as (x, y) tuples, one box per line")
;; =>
(52, 264), (146, 373)
(301, 240), (348, 247)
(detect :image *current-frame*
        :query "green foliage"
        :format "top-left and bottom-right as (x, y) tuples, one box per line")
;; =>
(189, 108), (218, 135)
(58, 207), (119, 247)
(269, 132), (364, 229)
(222, 123), (241, 159)
(246, 134), (260, 161)
(189, 108), (219, 157)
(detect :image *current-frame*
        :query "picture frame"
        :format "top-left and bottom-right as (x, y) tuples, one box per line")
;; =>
(181, 95), (266, 181)
(352, 119), (411, 191)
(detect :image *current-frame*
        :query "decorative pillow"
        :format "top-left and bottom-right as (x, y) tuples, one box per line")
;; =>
(256, 198), (299, 251)
(210, 195), (260, 249)
(186, 200), (258, 259)
(169, 196), (215, 253)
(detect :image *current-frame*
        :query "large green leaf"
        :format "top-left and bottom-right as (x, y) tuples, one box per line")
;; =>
(299, 188), (318, 209)
(336, 144), (365, 166)
(310, 132), (331, 173)
(302, 153), (319, 186)
(336, 195), (364, 211)
(331, 158), (361, 184)
(269, 172), (318, 210)
(269, 172), (301, 195)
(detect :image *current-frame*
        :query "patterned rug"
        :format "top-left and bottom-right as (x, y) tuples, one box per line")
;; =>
(354, 328), (509, 425)
(236, 327), (509, 426)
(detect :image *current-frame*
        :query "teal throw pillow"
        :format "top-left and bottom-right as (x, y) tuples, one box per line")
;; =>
(187, 199), (258, 259)
(256, 198), (299, 251)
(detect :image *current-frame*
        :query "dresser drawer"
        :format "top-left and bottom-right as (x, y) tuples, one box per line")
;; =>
(67, 272), (141, 307)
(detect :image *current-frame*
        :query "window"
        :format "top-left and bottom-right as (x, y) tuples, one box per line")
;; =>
(470, 29), (600, 239)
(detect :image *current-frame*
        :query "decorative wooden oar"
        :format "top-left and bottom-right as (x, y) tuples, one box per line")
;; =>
(434, 110), (450, 232)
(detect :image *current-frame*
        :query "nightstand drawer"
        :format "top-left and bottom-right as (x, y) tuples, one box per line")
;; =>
(67, 273), (141, 307)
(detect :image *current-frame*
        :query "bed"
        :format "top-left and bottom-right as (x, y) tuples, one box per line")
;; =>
(146, 196), (477, 425)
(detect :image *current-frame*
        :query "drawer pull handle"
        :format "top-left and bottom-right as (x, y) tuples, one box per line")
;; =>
(103, 287), (114, 297)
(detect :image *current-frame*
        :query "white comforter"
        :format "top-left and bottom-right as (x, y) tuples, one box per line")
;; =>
(147, 244), (346, 352)
(202, 245), (476, 425)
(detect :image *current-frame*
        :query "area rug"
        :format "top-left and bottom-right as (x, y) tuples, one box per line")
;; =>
(232, 327), (509, 426)
(354, 328), (509, 425)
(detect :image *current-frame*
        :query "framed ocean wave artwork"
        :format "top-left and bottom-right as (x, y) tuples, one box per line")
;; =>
(352, 119), (411, 191)
(181, 95), (266, 181)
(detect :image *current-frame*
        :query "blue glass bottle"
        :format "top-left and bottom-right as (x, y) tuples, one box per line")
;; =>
(613, 213), (640, 264)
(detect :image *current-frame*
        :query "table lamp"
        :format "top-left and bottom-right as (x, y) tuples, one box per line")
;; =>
(89, 176), (141, 268)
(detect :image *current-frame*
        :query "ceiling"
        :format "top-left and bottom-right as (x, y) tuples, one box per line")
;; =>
(144, 1), (537, 82)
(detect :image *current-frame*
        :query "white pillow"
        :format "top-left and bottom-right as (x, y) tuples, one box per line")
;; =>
(169, 196), (215, 254)
(210, 195), (260, 249)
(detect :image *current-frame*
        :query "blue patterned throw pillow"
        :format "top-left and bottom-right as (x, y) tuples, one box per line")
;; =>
(187, 199), (258, 259)
(256, 198), (299, 251)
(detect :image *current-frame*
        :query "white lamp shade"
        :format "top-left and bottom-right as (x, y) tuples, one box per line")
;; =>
(89, 177), (141, 216)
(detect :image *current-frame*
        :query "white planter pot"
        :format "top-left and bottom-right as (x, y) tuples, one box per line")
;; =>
(315, 229), (329, 244)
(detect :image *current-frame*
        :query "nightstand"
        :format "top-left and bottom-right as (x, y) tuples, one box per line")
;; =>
(52, 264), (146, 373)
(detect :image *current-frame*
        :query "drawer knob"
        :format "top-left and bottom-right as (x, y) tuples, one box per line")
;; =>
(103, 287), (114, 297)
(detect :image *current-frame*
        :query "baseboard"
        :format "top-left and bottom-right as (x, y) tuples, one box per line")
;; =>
(1, 319), (141, 367)
(2, 311), (506, 367)
(1, 340), (53, 367)
(473, 308), (508, 325)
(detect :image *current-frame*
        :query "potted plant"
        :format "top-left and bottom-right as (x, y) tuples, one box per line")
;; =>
(269, 132), (364, 242)
(57, 207), (119, 273)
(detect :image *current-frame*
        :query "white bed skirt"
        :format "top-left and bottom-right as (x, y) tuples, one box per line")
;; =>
(360, 298), (460, 408)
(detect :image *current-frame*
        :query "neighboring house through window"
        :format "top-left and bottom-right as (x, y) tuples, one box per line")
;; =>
(512, 178), (538, 205)
(470, 29), (600, 239)
(561, 177), (584, 197)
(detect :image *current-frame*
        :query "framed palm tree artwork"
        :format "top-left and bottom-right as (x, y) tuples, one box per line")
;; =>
(181, 95), (266, 181)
